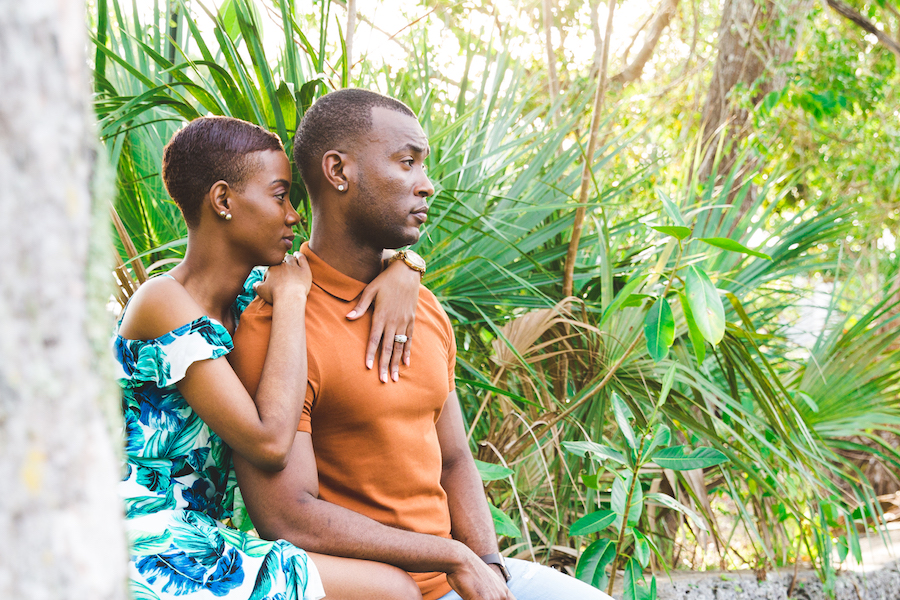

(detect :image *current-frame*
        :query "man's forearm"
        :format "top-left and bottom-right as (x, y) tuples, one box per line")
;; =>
(258, 491), (474, 573)
(442, 454), (501, 557)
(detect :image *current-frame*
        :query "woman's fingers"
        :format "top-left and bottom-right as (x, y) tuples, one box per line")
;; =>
(402, 320), (415, 367)
(388, 327), (410, 382)
(347, 287), (375, 321)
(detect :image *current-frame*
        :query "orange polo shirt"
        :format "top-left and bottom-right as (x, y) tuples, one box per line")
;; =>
(230, 242), (455, 600)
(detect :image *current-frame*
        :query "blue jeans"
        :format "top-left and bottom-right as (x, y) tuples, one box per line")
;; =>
(436, 558), (613, 600)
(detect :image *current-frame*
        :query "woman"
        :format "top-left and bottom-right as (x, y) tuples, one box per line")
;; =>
(114, 116), (423, 599)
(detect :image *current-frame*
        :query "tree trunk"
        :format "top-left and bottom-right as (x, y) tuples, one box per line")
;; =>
(346, 0), (357, 75)
(542, 0), (560, 107)
(0, 1), (128, 598)
(698, 0), (810, 183)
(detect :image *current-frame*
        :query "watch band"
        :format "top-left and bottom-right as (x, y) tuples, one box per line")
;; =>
(479, 552), (511, 583)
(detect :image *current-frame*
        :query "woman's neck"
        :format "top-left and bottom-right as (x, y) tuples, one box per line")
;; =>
(167, 234), (254, 330)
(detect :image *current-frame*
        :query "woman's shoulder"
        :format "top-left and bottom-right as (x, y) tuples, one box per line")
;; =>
(117, 276), (206, 342)
(114, 279), (232, 389)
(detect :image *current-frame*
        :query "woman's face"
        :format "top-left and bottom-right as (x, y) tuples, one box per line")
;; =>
(228, 149), (299, 266)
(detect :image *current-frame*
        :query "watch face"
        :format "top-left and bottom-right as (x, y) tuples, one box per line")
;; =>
(405, 250), (427, 270)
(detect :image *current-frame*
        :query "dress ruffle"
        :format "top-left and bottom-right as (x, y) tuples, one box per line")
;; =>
(114, 317), (232, 389)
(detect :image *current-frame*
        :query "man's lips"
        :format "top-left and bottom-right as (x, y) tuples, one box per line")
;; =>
(412, 207), (428, 224)
(282, 235), (295, 247)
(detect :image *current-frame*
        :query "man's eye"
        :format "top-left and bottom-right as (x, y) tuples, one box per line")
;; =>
(275, 193), (286, 201)
(403, 159), (415, 167)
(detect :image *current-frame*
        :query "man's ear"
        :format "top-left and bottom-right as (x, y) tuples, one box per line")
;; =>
(208, 180), (230, 218)
(322, 150), (353, 193)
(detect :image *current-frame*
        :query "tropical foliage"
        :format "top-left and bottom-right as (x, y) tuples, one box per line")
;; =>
(90, 0), (900, 596)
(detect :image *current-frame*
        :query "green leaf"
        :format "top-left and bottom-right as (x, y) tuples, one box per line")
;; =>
(658, 363), (677, 407)
(836, 537), (849, 563)
(612, 473), (643, 527)
(562, 441), (627, 465)
(621, 294), (653, 308)
(633, 530), (651, 568)
(794, 391), (819, 413)
(644, 424), (671, 459)
(623, 557), (646, 600)
(678, 291), (706, 364)
(696, 237), (772, 260)
(648, 224), (692, 240)
(652, 445), (729, 470)
(474, 459), (514, 481)
(275, 80), (297, 133)
(575, 538), (615, 589)
(645, 492), (708, 532)
(657, 189), (686, 226)
(489, 503), (520, 537)
(612, 392), (638, 451)
(684, 265), (725, 346)
(600, 274), (646, 327)
(644, 297), (675, 362)
(581, 471), (601, 489)
(570, 510), (617, 536)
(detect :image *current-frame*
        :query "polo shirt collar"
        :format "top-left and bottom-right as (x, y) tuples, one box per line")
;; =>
(300, 242), (367, 302)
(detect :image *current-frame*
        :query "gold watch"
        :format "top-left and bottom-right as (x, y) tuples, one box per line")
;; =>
(388, 249), (427, 274)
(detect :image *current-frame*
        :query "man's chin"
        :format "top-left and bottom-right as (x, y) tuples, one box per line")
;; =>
(386, 230), (421, 250)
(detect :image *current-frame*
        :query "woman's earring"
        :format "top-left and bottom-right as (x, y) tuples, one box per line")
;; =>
(219, 211), (232, 220)
(337, 184), (345, 192)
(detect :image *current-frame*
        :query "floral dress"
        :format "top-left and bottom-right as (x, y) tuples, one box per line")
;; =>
(114, 271), (324, 600)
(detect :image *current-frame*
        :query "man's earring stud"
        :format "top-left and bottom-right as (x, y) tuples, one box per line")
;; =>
(337, 184), (345, 192)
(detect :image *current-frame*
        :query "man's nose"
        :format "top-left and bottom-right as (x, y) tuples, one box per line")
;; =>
(416, 173), (435, 198)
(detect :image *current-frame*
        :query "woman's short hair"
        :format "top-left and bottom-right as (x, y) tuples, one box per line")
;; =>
(162, 116), (283, 228)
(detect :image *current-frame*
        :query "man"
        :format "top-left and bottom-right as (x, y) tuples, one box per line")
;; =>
(230, 89), (612, 600)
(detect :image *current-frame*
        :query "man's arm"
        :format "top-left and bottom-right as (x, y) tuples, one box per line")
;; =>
(232, 431), (512, 600)
(437, 391), (509, 582)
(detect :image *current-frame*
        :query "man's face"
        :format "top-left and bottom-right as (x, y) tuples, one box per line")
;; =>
(348, 106), (434, 249)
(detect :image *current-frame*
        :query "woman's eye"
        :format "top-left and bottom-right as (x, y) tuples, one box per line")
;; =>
(275, 193), (286, 201)
(403, 159), (415, 167)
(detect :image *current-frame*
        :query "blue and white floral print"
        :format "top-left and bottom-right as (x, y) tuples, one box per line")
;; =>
(115, 269), (324, 600)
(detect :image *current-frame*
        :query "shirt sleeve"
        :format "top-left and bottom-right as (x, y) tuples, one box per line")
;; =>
(297, 360), (318, 434)
(433, 294), (457, 392)
(229, 297), (273, 399)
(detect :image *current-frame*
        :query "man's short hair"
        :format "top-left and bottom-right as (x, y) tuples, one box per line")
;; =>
(293, 89), (416, 194)
(163, 116), (283, 228)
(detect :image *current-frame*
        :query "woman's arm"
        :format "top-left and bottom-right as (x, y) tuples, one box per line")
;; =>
(346, 251), (424, 383)
(120, 254), (312, 471)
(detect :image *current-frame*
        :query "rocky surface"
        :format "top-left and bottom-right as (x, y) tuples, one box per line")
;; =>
(654, 562), (900, 600)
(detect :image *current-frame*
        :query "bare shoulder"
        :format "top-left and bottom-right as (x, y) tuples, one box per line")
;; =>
(117, 276), (205, 341)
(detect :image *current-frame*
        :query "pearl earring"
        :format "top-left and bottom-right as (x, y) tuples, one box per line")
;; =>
(337, 184), (345, 192)
(220, 211), (232, 220)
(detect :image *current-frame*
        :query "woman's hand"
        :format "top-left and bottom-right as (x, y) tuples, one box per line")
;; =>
(254, 252), (312, 304)
(347, 258), (421, 383)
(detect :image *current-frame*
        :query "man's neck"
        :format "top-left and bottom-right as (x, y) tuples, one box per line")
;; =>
(308, 228), (383, 284)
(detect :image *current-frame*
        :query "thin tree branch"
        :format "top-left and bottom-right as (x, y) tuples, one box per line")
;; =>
(825, 0), (900, 58)
(562, 0), (616, 297)
(612, 0), (681, 86)
(621, 10), (656, 65)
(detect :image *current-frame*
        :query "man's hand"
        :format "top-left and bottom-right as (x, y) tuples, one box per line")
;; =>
(446, 547), (515, 600)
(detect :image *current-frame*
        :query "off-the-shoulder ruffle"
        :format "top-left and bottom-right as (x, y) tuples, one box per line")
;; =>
(114, 317), (233, 389)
